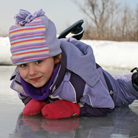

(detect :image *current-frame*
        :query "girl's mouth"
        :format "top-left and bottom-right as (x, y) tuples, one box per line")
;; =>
(30, 77), (42, 82)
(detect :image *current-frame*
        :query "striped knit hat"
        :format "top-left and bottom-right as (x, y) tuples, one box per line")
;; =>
(9, 9), (61, 65)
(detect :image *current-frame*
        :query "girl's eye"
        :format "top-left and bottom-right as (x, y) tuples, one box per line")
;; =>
(36, 60), (43, 64)
(19, 64), (27, 68)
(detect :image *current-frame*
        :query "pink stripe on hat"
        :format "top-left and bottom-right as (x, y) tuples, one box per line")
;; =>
(9, 9), (61, 65)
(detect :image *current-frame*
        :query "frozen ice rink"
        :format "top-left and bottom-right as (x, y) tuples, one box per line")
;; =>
(0, 66), (138, 138)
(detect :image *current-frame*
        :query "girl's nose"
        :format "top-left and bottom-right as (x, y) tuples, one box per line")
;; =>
(28, 65), (37, 76)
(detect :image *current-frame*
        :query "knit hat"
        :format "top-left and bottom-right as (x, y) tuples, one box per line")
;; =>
(9, 9), (61, 65)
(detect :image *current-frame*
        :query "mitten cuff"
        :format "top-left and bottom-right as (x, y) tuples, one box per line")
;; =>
(66, 101), (80, 117)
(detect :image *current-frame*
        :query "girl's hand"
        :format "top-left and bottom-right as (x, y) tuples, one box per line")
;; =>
(23, 99), (46, 116)
(41, 100), (80, 119)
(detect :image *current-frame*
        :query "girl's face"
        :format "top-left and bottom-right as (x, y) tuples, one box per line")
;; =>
(18, 57), (55, 88)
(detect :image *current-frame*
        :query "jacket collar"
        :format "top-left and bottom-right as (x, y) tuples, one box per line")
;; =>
(60, 38), (100, 87)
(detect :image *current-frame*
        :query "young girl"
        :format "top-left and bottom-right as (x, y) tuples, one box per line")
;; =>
(9, 9), (138, 119)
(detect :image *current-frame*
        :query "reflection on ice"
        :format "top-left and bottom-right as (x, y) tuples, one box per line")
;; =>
(9, 106), (138, 138)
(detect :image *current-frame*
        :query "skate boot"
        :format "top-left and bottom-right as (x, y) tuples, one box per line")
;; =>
(131, 67), (138, 91)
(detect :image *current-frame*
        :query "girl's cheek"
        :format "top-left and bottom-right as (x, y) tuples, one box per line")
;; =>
(19, 69), (28, 79)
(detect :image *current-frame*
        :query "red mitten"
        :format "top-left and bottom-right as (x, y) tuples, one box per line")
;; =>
(23, 99), (46, 116)
(41, 100), (80, 119)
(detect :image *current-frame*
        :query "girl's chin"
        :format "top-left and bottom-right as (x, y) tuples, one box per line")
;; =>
(31, 82), (46, 88)
(32, 84), (44, 88)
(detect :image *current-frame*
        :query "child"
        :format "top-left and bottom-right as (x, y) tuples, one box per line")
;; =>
(9, 9), (138, 119)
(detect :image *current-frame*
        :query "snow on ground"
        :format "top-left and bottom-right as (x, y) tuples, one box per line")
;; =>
(0, 37), (11, 65)
(81, 40), (138, 70)
(0, 37), (138, 70)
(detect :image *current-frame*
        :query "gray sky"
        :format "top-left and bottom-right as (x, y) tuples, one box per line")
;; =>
(0, 0), (138, 35)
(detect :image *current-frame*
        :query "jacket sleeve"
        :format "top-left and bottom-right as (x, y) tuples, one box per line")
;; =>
(10, 82), (32, 105)
(10, 68), (32, 105)
(19, 93), (32, 105)
(11, 80), (32, 105)
(80, 103), (114, 116)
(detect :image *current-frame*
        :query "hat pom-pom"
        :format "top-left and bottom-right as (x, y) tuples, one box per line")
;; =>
(14, 9), (45, 26)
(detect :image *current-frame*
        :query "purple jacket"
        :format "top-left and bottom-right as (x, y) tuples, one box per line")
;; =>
(10, 38), (137, 116)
